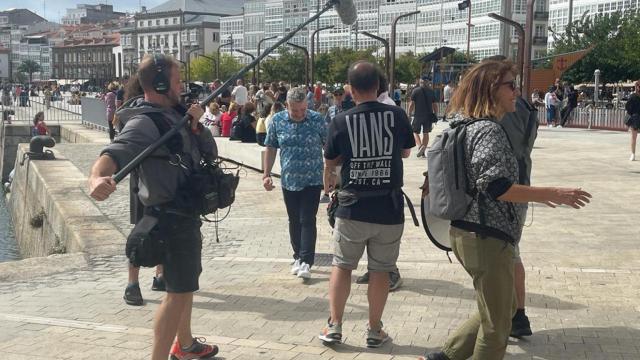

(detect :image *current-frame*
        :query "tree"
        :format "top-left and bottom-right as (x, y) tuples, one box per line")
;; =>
(394, 52), (423, 84)
(216, 53), (245, 82)
(189, 54), (216, 83)
(549, 10), (640, 85)
(261, 48), (306, 84)
(17, 59), (41, 84)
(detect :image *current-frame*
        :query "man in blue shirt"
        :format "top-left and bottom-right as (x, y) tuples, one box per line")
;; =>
(263, 87), (327, 280)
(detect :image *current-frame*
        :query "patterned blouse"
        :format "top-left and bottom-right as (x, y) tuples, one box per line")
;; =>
(265, 109), (327, 191)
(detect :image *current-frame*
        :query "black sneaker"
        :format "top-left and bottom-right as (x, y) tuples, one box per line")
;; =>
(420, 351), (450, 360)
(152, 276), (166, 291)
(389, 271), (403, 292)
(355, 272), (369, 284)
(123, 283), (143, 306)
(511, 313), (533, 337)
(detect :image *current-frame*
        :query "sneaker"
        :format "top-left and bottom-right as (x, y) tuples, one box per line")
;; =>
(318, 319), (342, 344)
(416, 145), (426, 158)
(297, 262), (311, 279)
(389, 271), (403, 292)
(123, 283), (143, 306)
(510, 313), (533, 338)
(630, 153), (636, 161)
(291, 259), (301, 275)
(151, 276), (165, 291)
(556, 125), (563, 128)
(170, 337), (219, 360)
(419, 351), (451, 360)
(320, 193), (330, 204)
(366, 324), (390, 348)
(547, 124), (553, 128)
(355, 272), (369, 284)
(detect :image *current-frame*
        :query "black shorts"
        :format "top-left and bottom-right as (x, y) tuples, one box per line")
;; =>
(160, 215), (203, 293)
(412, 114), (435, 134)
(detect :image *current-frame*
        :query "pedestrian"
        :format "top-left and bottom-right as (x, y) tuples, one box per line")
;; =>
(263, 87), (326, 280)
(408, 77), (438, 157)
(31, 111), (49, 136)
(256, 102), (271, 146)
(202, 102), (222, 137)
(443, 81), (453, 120)
(376, 73), (396, 106)
(314, 81), (323, 109)
(324, 87), (345, 125)
(544, 86), (559, 127)
(320, 61), (415, 348)
(560, 85), (578, 128)
(220, 102), (239, 137)
(421, 60), (592, 360)
(116, 78), (127, 108)
(104, 82), (118, 142)
(625, 80), (640, 161)
(44, 86), (51, 110)
(231, 78), (248, 108)
(88, 54), (219, 360)
(213, 79), (232, 108)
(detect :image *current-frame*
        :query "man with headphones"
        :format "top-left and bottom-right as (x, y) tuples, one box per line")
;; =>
(88, 54), (219, 360)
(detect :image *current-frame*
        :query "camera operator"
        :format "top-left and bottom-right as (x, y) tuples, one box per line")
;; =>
(88, 54), (219, 360)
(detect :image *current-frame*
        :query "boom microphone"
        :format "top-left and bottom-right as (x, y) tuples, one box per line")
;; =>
(334, 0), (358, 26)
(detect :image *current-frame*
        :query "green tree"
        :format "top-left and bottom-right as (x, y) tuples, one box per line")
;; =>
(17, 59), (41, 84)
(216, 53), (244, 82)
(394, 52), (423, 84)
(549, 10), (640, 84)
(261, 48), (306, 84)
(189, 54), (216, 83)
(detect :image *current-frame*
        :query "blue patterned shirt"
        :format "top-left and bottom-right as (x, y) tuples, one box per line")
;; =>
(265, 109), (326, 191)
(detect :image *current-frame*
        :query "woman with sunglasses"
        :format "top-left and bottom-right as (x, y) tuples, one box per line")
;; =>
(421, 61), (592, 360)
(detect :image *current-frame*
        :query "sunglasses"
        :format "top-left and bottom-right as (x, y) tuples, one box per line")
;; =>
(500, 80), (518, 91)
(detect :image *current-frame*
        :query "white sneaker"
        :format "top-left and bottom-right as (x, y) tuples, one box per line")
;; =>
(556, 125), (563, 128)
(297, 262), (311, 279)
(291, 259), (301, 275)
(547, 124), (553, 128)
(630, 153), (636, 161)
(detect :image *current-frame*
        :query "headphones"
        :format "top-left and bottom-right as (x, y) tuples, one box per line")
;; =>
(151, 54), (170, 94)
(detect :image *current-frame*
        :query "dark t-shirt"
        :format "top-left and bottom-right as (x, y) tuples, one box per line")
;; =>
(325, 101), (415, 224)
(410, 85), (436, 116)
(240, 114), (257, 143)
(116, 88), (125, 102)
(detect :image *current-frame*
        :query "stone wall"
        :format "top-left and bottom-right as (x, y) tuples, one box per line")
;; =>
(0, 122), (61, 182)
(8, 144), (124, 259)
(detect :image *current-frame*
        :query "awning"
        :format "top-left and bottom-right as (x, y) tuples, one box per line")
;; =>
(419, 47), (457, 63)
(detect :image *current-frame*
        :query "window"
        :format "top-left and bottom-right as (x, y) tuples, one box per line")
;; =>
(139, 36), (144, 48)
(156, 19), (160, 25)
(173, 34), (178, 47)
(165, 19), (169, 25)
(139, 21), (143, 27)
(147, 20), (152, 26)
(173, 18), (178, 24)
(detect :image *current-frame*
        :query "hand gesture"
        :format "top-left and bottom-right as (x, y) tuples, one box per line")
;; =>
(187, 103), (204, 129)
(89, 176), (117, 201)
(543, 188), (592, 209)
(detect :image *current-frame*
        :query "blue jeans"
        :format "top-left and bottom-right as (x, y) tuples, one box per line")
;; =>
(546, 106), (556, 124)
(282, 186), (322, 266)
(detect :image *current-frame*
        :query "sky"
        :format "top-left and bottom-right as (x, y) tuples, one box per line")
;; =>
(1, 0), (166, 23)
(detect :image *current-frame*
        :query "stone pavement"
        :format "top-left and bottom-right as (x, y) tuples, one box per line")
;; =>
(1, 124), (640, 359)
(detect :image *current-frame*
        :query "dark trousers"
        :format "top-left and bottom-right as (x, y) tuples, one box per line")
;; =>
(560, 105), (575, 127)
(108, 120), (116, 141)
(282, 185), (322, 266)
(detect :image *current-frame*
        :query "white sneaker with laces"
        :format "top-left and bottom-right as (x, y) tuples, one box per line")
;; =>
(291, 259), (301, 275)
(297, 262), (311, 279)
(630, 153), (636, 161)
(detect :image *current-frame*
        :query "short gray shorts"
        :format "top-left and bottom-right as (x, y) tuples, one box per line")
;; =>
(332, 218), (403, 272)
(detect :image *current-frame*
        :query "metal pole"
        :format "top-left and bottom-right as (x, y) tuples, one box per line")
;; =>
(523, 0), (536, 100)
(186, 47), (200, 85)
(361, 31), (390, 92)
(439, 0), (444, 48)
(488, 13), (524, 90)
(286, 42), (310, 86)
(467, 2), (472, 61)
(257, 35), (278, 84)
(390, 11), (420, 95)
(216, 41), (232, 79)
(112, 0), (343, 183)
(310, 25), (333, 85)
(568, 0), (573, 27)
(234, 49), (256, 84)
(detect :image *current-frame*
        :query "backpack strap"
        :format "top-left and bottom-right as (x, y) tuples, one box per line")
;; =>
(401, 190), (420, 227)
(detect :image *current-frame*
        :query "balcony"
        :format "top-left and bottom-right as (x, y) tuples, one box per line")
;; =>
(533, 36), (548, 46)
(534, 11), (549, 21)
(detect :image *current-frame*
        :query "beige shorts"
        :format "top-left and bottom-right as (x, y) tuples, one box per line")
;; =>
(332, 218), (403, 272)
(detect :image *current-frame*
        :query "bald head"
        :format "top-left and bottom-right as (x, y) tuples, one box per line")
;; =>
(348, 61), (380, 93)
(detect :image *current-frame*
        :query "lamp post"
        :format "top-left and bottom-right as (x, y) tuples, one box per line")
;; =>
(390, 11), (419, 94)
(216, 39), (233, 79)
(488, 13), (524, 90)
(310, 25), (333, 85)
(197, 54), (217, 82)
(286, 42), (309, 86)
(233, 49), (256, 84)
(186, 46), (200, 85)
(361, 31), (390, 92)
(257, 35), (278, 84)
(457, 0), (472, 61)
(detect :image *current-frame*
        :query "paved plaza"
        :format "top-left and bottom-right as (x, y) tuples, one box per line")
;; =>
(0, 124), (639, 359)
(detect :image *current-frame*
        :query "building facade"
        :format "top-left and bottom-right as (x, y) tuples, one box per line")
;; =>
(0, 9), (49, 81)
(221, 0), (550, 62)
(119, 0), (242, 77)
(0, 47), (9, 80)
(61, 4), (126, 25)
(51, 35), (119, 85)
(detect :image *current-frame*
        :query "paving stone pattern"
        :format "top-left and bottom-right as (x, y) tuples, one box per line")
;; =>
(0, 125), (639, 359)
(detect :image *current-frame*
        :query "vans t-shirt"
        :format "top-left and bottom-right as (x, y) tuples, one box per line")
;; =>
(325, 101), (415, 224)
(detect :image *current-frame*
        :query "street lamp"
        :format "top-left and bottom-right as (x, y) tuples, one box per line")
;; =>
(216, 39), (233, 79)
(310, 25), (333, 85)
(361, 31), (390, 92)
(186, 47), (201, 85)
(233, 49), (256, 84)
(257, 35), (279, 84)
(286, 42), (309, 86)
(457, 0), (472, 61)
(390, 11), (419, 93)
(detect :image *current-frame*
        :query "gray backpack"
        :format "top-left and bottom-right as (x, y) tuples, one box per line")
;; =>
(426, 118), (490, 220)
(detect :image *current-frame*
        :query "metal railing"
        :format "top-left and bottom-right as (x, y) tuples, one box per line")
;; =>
(0, 94), (84, 124)
(534, 104), (629, 131)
